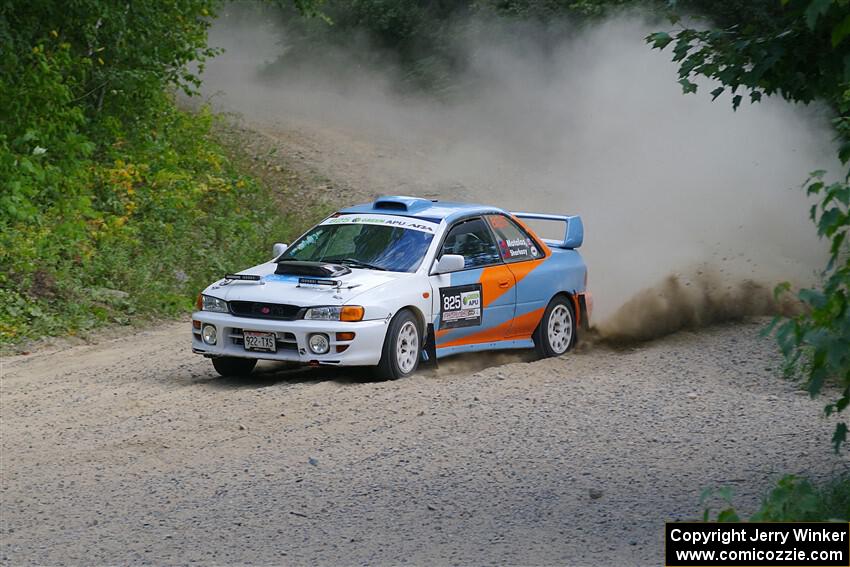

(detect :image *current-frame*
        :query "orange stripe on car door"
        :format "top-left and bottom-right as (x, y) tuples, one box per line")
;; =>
(507, 257), (545, 285)
(480, 264), (516, 307)
(505, 306), (546, 338)
(438, 307), (545, 348)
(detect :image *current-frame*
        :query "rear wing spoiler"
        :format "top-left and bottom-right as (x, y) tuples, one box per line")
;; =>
(511, 212), (584, 249)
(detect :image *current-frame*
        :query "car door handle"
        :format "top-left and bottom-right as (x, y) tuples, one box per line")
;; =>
(498, 279), (511, 288)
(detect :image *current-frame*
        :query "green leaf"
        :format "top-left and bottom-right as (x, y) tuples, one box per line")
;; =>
(679, 78), (698, 94)
(773, 281), (792, 299)
(832, 14), (850, 46)
(798, 288), (827, 309)
(839, 141), (850, 164)
(808, 365), (827, 398)
(710, 86), (724, 100)
(830, 231), (846, 257)
(648, 32), (674, 50)
(732, 94), (743, 109)
(806, 181), (824, 196)
(717, 508), (741, 522)
(805, 0), (833, 30)
(817, 207), (844, 237)
(835, 388), (850, 413)
(762, 316), (781, 337)
(832, 422), (847, 453)
(717, 486), (735, 502)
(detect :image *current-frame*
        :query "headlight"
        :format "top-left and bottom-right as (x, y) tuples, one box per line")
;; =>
(202, 295), (228, 313)
(303, 305), (364, 322)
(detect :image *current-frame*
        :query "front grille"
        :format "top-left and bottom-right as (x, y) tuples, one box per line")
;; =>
(229, 301), (301, 321)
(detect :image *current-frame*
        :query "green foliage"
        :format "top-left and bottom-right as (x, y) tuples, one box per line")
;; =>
(650, 0), (850, 451)
(0, 0), (219, 135)
(751, 476), (824, 521)
(702, 475), (850, 521)
(648, 0), (850, 110)
(700, 486), (741, 522)
(0, 0), (319, 345)
(261, 0), (785, 93)
(481, 0), (642, 19)
(770, 172), (850, 452)
(264, 0), (473, 92)
(0, 100), (302, 344)
(264, 0), (676, 92)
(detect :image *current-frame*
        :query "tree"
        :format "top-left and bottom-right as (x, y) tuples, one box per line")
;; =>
(648, 0), (850, 451)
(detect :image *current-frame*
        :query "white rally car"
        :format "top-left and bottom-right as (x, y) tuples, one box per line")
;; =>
(192, 196), (591, 380)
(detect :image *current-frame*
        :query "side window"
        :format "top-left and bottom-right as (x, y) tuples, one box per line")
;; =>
(440, 218), (501, 269)
(486, 214), (543, 263)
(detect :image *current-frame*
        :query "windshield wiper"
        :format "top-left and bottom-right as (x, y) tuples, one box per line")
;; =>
(340, 258), (387, 271)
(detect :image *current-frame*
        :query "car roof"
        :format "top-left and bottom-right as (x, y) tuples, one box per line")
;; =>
(338, 196), (505, 224)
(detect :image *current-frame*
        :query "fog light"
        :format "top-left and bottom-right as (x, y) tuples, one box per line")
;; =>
(202, 324), (217, 345)
(308, 333), (330, 354)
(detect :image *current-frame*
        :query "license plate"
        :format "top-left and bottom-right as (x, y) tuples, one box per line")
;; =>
(243, 331), (276, 352)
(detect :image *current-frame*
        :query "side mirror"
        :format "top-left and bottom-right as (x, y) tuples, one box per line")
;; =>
(272, 243), (289, 257)
(435, 254), (465, 274)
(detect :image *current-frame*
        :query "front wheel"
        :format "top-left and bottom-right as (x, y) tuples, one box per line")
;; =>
(212, 356), (258, 377)
(376, 309), (421, 380)
(533, 295), (576, 358)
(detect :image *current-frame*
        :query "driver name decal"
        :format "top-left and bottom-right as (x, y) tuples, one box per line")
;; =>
(440, 284), (483, 328)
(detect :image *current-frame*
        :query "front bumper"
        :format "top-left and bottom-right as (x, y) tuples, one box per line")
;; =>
(191, 311), (389, 366)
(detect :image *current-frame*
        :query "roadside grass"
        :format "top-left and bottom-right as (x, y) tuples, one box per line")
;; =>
(0, 100), (329, 350)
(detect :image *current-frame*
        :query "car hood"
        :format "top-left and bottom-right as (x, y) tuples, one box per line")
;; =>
(204, 261), (409, 307)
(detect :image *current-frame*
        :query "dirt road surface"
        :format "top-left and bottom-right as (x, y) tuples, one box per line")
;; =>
(2, 318), (846, 565)
(3, 116), (848, 565)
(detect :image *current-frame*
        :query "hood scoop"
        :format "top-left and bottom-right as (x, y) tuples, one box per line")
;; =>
(274, 261), (351, 278)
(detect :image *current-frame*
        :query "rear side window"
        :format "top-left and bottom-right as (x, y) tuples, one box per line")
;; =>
(440, 218), (501, 269)
(486, 214), (543, 263)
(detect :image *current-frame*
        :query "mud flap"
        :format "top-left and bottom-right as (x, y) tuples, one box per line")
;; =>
(578, 294), (591, 332)
(420, 323), (438, 368)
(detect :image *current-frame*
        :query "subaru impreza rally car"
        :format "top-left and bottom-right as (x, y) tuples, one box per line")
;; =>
(192, 196), (591, 380)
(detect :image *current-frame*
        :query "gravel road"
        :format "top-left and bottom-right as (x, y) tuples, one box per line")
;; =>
(2, 318), (846, 565)
(4, 90), (846, 566)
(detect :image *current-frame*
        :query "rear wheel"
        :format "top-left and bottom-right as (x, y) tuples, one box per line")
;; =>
(533, 295), (576, 358)
(212, 356), (257, 377)
(376, 309), (421, 380)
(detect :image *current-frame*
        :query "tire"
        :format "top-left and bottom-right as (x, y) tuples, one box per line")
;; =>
(376, 309), (421, 380)
(533, 295), (576, 358)
(212, 356), (258, 377)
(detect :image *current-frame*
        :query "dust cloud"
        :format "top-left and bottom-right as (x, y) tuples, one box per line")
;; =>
(198, 7), (836, 342)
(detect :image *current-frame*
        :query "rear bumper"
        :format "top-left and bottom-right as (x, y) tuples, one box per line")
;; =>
(191, 311), (388, 366)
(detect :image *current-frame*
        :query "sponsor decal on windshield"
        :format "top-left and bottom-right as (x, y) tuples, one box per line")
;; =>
(322, 214), (437, 233)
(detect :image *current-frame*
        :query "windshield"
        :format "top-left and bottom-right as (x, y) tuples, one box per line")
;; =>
(279, 222), (434, 273)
